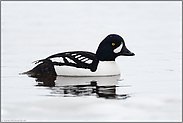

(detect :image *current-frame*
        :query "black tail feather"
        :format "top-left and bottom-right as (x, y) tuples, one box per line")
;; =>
(21, 60), (57, 76)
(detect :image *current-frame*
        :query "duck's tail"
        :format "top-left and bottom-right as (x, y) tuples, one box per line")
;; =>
(20, 60), (57, 76)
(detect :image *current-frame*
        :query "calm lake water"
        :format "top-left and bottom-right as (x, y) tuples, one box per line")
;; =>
(1, 1), (182, 122)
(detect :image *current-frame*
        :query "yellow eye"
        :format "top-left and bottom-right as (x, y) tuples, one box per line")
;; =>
(112, 43), (115, 46)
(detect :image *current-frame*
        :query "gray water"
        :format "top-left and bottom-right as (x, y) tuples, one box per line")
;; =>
(1, 1), (182, 122)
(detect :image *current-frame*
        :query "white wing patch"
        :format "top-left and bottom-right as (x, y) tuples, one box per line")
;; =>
(75, 55), (81, 58)
(81, 58), (89, 62)
(114, 43), (123, 53)
(51, 57), (64, 63)
(65, 57), (76, 64)
(78, 56), (86, 60)
(71, 53), (77, 56)
(50, 53), (93, 65)
(71, 53), (93, 64)
(85, 59), (93, 64)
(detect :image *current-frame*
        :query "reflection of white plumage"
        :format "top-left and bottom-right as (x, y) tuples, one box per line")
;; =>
(44, 75), (130, 99)
(55, 75), (120, 86)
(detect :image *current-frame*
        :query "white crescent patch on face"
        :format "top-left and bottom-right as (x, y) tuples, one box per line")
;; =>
(114, 43), (123, 53)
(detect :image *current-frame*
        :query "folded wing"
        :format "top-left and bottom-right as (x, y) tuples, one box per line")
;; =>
(34, 51), (99, 72)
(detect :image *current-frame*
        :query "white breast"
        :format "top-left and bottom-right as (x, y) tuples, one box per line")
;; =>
(54, 61), (121, 77)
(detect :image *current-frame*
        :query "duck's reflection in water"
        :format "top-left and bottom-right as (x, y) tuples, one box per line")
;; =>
(28, 74), (130, 100)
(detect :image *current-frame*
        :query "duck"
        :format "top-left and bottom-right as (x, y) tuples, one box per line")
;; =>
(23, 34), (135, 77)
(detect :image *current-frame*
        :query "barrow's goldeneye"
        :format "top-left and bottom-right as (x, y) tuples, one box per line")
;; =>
(23, 34), (135, 77)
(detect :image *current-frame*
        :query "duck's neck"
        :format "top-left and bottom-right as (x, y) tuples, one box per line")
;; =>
(96, 43), (117, 61)
(96, 51), (116, 61)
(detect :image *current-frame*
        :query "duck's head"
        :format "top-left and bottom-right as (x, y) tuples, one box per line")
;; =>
(96, 34), (135, 61)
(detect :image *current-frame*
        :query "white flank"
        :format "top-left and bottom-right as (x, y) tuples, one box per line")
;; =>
(54, 61), (121, 77)
(114, 43), (123, 53)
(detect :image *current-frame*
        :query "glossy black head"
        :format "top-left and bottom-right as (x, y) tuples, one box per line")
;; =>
(96, 34), (135, 61)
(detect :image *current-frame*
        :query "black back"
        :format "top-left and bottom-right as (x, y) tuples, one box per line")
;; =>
(35, 51), (99, 72)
